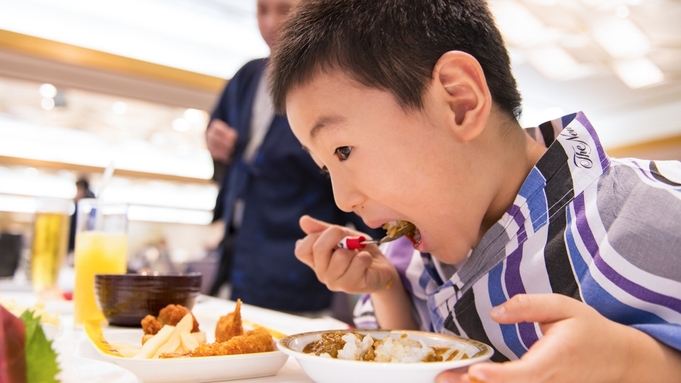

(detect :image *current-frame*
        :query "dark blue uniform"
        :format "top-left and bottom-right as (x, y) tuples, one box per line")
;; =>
(212, 58), (381, 312)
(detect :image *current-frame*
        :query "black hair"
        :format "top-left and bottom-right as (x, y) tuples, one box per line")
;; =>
(270, 0), (522, 120)
(76, 178), (89, 189)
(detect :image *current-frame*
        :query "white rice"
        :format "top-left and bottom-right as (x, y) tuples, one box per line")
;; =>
(373, 335), (433, 363)
(336, 333), (374, 360)
(326, 334), (435, 363)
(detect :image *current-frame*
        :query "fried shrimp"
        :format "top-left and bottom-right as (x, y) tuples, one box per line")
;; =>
(160, 327), (274, 358)
(215, 299), (244, 342)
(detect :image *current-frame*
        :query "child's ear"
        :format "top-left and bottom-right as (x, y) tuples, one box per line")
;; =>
(433, 51), (492, 141)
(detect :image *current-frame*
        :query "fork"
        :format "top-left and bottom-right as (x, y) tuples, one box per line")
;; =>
(336, 222), (415, 250)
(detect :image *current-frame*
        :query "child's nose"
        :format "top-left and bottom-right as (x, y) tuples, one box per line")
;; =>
(331, 177), (364, 213)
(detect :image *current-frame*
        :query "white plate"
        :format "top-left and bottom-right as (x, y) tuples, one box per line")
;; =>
(85, 320), (289, 383)
(278, 329), (494, 383)
(60, 357), (141, 383)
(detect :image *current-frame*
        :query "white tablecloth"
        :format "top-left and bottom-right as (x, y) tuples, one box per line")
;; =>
(0, 291), (350, 383)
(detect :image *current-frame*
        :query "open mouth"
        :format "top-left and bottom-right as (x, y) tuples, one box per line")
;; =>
(382, 220), (421, 245)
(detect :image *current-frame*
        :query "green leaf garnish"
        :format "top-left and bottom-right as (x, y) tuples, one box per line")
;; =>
(20, 310), (60, 383)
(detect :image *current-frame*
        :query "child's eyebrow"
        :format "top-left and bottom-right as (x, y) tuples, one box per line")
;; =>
(310, 115), (346, 141)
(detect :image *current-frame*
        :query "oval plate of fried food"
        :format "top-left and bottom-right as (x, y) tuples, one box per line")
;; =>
(84, 300), (289, 383)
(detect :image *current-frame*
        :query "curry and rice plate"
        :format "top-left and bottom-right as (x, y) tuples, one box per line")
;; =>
(303, 331), (472, 363)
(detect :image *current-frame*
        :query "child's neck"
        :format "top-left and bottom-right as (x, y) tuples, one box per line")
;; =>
(477, 115), (547, 241)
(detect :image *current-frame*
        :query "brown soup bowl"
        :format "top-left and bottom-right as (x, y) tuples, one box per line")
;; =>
(94, 272), (202, 327)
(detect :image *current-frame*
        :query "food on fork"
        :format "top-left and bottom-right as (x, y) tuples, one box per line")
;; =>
(337, 221), (419, 250)
(382, 220), (414, 238)
(382, 220), (421, 244)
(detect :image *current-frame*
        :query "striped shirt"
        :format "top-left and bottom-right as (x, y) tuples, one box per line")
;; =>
(354, 112), (681, 361)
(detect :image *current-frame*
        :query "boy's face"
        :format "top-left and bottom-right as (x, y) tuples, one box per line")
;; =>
(286, 70), (485, 264)
(257, 0), (299, 51)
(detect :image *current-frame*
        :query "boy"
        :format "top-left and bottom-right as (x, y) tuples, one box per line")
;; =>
(270, 0), (681, 382)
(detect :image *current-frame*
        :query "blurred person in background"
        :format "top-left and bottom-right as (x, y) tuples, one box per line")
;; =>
(68, 177), (95, 258)
(205, 0), (382, 316)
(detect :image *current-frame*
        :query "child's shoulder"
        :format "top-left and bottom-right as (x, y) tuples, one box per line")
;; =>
(595, 158), (681, 267)
(607, 158), (681, 194)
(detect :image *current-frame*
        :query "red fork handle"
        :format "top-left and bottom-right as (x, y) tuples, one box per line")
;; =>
(336, 236), (367, 250)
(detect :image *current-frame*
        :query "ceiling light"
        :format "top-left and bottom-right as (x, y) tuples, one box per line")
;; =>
(592, 17), (650, 59)
(172, 118), (191, 132)
(39, 83), (57, 98)
(183, 108), (205, 123)
(613, 57), (664, 89)
(41, 98), (55, 110)
(112, 101), (128, 115)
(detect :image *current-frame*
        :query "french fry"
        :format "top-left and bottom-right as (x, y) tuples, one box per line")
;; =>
(152, 313), (193, 358)
(111, 342), (142, 358)
(175, 313), (194, 334)
(133, 325), (174, 359)
(180, 332), (199, 352)
(141, 334), (154, 345)
(191, 331), (207, 345)
(152, 330), (181, 357)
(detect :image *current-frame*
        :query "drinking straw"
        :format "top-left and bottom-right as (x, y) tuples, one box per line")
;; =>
(94, 160), (115, 231)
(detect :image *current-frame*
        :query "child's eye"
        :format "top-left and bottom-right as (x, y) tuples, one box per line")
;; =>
(334, 146), (352, 161)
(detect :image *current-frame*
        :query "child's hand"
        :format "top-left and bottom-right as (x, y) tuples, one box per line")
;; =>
(295, 215), (399, 294)
(437, 293), (681, 383)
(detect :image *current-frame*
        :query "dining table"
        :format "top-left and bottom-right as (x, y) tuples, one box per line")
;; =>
(0, 275), (352, 383)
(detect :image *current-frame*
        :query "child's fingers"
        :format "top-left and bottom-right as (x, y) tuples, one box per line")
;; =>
(465, 358), (553, 383)
(324, 249), (367, 290)
(490, 293), (579, 325)
(299, 215), (333, 235)
(465, 329), (582, 383)
(327, 251), (373, 291)
(293, 233), (319, 269)
(435, 368), (467, 383)
(311, 225), (351, 282)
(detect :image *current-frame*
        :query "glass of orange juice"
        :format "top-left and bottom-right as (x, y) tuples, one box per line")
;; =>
(73, 198), (128, 326)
